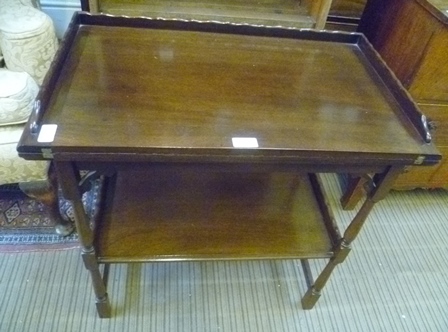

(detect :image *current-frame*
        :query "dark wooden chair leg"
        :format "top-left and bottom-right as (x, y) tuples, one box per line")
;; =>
(18, 164), (75, 236)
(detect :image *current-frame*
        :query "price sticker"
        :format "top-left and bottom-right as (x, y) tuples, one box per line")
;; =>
(37, 124), (58, 143)
(232, 137), (259, 148)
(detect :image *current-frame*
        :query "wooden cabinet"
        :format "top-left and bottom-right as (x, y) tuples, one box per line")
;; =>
(82, 0), (333, 29)
(358, 0), (448, 189)
(329, 0), (367, 19)
(320, 0), (367, 31)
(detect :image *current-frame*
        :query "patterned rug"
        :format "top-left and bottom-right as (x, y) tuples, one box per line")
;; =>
(0, 179), (103, 250)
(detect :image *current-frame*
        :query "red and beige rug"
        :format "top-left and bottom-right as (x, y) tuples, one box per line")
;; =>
(0, 180), (102, 251)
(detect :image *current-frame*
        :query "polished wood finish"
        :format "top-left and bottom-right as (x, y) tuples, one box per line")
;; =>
(339, 173), (370, 210)
(18, 13), (440, 317)
(84, 0), (333, 29)
(95, 170), (336, 262)
(19, 16), (438, 164)
(341, 0), (448, 208)
(358, 0), (448, 190)
(324, 0), (367, 32)
(329, 0), (366, 18)
(55, 161), (111, 317)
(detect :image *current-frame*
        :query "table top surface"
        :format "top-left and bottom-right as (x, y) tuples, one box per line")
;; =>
(18, 13), (440, 166)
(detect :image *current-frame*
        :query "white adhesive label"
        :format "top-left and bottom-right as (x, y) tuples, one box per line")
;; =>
(232, 137), (259, 148)
(37, 124), (58, 143)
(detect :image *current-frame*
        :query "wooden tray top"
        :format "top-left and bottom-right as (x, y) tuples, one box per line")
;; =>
(18, 12), (440, 167)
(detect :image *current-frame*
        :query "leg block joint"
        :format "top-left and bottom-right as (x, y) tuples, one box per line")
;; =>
(333, 240), (352, 264)
(82, 249), (98, 270)
(96, 294), (112, 318)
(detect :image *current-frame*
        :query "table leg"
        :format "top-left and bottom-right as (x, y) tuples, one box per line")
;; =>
(55, 161), (111, 318)
(301, 166), (403, 309)
(301, 239), (352, 309)
(340, 174), (368, 210)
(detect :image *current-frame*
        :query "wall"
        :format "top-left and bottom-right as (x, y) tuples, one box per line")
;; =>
(40, 0), (81, 38)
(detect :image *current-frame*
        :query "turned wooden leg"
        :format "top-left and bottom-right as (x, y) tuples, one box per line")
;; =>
(340, 173), (376, 211)
(82, 248), (112, 318)
(18, 164), (75, 236)
(55, 161), (111, 318)
(301, 167), (403, 309)
(301, 240), (352, 309)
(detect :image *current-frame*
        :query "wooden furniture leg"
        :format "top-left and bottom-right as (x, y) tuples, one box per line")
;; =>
(18, 163), (75, 236)
(308, 0), (333, 29)
(340, 173), (375, 210)
(55, 161), (111, 318)
(301, 166), (403, 309)
(340, 175), (367, 210)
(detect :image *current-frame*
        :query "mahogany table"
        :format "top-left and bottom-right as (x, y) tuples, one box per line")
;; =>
(18, 12), (440, 318)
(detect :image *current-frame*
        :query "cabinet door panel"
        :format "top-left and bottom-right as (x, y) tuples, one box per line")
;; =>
(429, 147), (448, 187)
(358, 0), (438, 88)
(408, 30), (448, 102)
(393, 165), (438, 189)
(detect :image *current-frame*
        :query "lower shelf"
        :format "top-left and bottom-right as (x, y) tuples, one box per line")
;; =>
(94, 169), (338, 263)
